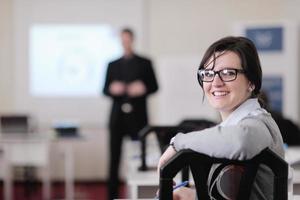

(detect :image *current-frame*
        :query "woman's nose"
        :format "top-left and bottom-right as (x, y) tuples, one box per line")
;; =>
(212, 74), (224, 86)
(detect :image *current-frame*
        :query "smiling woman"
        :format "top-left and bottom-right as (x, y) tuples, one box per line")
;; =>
(157, 36), (285, 200)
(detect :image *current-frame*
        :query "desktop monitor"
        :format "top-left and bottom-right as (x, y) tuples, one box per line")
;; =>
(0, 115), (30, 133)
(53, 123), (80, 138)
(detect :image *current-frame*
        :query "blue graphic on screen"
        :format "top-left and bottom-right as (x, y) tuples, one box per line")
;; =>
(246, 27), (283, 51)
(262, 76), (282, 113)
(30, 25), (122, 97)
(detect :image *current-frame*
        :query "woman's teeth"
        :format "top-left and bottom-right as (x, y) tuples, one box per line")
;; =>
(213, 91), (228, 96)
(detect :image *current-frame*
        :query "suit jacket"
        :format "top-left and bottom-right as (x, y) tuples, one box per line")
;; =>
(103, 54), (158, 137)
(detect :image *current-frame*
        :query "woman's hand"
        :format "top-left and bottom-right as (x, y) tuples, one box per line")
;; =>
(157, 146), (195, 200)
(173, 187), (196, 200)
(155, 183), (195, 200)
(157, 145), (177, 174)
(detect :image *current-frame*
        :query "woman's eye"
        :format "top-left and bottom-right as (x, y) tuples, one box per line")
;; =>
(205, 71), (214, 77)
(222, 70), (235, 76)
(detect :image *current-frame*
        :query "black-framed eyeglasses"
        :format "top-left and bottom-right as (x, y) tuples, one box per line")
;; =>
(198, 68), (245, 82)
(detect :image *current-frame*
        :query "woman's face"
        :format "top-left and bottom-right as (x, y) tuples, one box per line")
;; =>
(203, 51), (253, 120)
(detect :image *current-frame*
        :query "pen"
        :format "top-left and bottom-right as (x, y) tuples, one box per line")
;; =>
(155, 181), (189, 199)
(173, 180), (189, 190)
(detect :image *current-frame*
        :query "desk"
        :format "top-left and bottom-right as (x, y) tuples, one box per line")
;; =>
(123, 135), (160, 199)
(0, 133), (50, 200)
(124, 136), (184, 199)
(285, 147), (300, 182)
(53, 137), (79, 200)
(285, 147), (300, 195)
(0, 133), (77, 200)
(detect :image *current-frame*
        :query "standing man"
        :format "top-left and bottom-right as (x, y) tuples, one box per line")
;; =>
(103, 28), (158, 200)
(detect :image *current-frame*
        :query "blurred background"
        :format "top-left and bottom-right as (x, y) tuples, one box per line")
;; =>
(0, 0), (300, 199)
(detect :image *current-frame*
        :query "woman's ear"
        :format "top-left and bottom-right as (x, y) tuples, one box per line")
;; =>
(248, 83), (255, 92)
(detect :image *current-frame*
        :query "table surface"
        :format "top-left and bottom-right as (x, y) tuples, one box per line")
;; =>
(285, 147), (300, 184)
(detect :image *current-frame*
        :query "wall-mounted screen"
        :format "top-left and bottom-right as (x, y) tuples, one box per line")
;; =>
(29, 24), (122, 97)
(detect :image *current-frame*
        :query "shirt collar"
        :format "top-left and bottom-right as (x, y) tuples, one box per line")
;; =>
(220, 98), (263, 127)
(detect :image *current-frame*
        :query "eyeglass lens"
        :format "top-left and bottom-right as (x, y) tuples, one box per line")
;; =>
(199, 69), (238, 82)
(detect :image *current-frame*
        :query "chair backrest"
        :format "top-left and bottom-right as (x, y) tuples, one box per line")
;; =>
(159, 148), (288, 200)
(138, 119), (216, 171)
(178, 119), (216, 131)
(138, 125), (189, 171)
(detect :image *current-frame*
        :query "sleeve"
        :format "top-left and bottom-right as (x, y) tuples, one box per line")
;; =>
(173, 117), (272, 160)
(103, 63), (125, 99)
(143, 59), (158, 96)
(103, 62), (113, 96)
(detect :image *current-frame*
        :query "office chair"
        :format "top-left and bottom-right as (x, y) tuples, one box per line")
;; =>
(178, 119), (216, 131)
(159, 148), (288, 200)
(138, 119), (216, 171)
(138, 125), (191, 171)
(175, 119), (216, 182)
(138, 120), (217, 187)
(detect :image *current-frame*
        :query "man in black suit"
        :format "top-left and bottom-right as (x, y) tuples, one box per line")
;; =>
(103, 28), (158, 200)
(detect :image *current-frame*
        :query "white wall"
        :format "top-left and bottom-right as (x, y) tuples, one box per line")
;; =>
(0, 0), (14, 111)
(148, 0), (285, 57)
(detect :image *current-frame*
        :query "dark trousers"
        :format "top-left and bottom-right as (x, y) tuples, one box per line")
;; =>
(107, 126), (124, 200)
(107, 111), (143, 199)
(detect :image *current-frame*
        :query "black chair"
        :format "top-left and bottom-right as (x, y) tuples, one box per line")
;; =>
(178, 119), (217, 132)
(138, 119), (216, 171)
(159, 148), (288, 200)
(138, 125), (191, 171)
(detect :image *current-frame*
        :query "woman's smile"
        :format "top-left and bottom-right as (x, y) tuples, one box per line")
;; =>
(212, 91), (229, 97)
